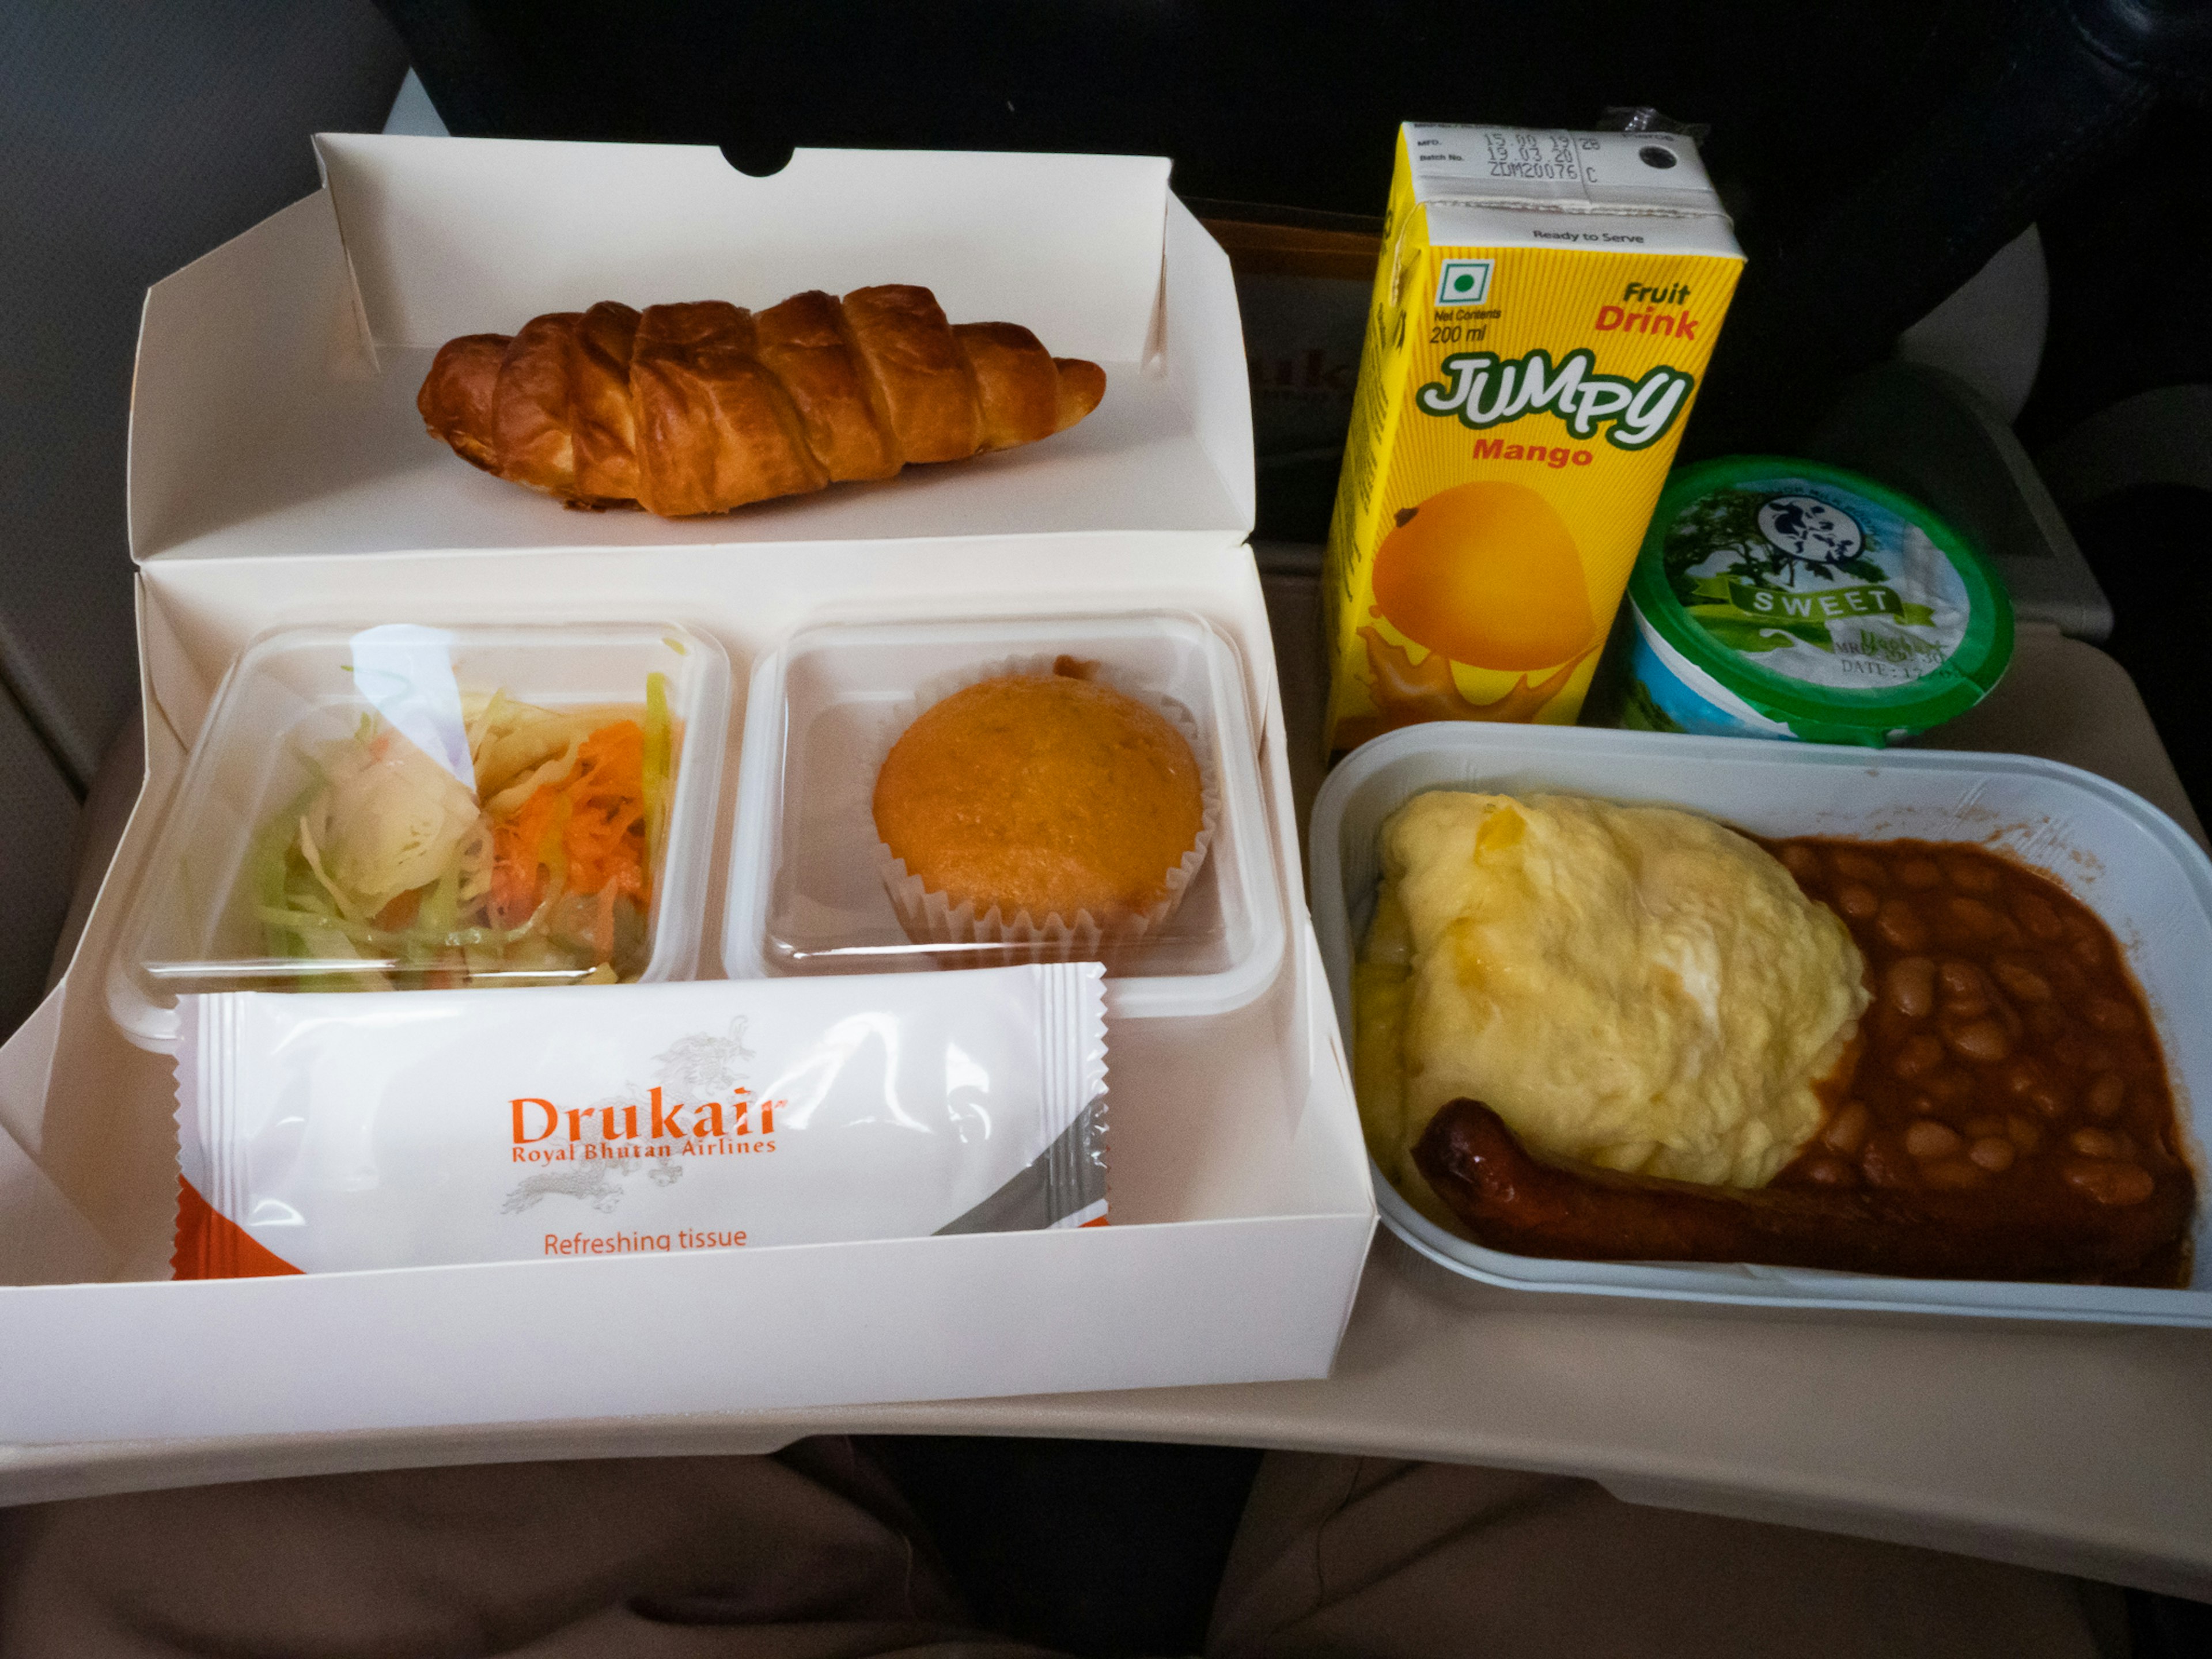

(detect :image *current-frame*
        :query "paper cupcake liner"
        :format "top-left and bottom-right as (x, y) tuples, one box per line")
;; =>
(871, 652), (1221, 968)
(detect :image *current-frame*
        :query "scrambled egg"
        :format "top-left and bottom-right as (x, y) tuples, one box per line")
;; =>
(1357, 792), (1868, 1225)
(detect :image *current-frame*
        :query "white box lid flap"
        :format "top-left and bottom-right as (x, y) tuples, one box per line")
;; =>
(129, 137), (1255, 562)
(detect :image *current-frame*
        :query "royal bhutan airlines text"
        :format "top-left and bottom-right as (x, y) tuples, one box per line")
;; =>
(508, 1086), (781, 1163)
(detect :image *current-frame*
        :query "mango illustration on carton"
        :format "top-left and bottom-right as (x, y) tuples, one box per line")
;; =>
(1325, 124), (1745, 752)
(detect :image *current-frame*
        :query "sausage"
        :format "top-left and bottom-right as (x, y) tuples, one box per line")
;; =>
(1411, 1100), (2194, 1285)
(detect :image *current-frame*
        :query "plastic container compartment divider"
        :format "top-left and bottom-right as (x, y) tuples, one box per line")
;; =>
(1310, 721), (2212, 1325)
(108, 622), (732, 1051)
(725, 612), (1287, 1018)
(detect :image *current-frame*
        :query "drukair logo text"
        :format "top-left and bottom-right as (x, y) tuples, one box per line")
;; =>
(1415, 348), (1695, 450)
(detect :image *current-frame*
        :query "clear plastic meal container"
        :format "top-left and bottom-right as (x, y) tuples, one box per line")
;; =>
(1310, 720), (2212, 1326)
(724, 611), (1287, 1018)
(108, 622), (732, 1051)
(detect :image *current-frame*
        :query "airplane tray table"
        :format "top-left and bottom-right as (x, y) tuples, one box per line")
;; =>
(6, 573), (2209, 1604)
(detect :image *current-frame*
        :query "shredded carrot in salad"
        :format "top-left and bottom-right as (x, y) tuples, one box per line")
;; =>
(489, 721), (649, 934)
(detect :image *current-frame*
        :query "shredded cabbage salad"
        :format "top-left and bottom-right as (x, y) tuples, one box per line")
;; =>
(253, 676), (675, 988)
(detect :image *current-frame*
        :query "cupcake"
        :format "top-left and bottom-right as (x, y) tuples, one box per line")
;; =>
(872, 658), (1215, 962)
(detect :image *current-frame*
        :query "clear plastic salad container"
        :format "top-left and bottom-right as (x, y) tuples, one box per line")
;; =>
(724, 612), (1287, 1019)
(109, 622), (731, 1051)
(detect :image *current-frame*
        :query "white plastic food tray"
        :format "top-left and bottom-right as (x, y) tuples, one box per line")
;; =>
(1310, 721), (2212, 1325)
(725, 611), (1287, 1019)
(107, 622), (732, 1051)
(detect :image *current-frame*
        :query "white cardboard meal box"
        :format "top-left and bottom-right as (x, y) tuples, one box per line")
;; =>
(0, 135), (1377, 1445)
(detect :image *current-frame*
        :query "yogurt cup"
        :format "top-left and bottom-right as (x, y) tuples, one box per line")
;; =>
(1622, 457), (2013, 745)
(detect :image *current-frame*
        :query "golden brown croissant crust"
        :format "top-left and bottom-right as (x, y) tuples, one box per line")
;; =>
(416, 285), (1107, 517)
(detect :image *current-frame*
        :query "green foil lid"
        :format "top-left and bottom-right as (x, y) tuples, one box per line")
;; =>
(1628, 457), (2014, 743)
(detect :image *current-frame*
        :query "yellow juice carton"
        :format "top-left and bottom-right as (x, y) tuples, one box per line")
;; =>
(1325, 124), (1744, 752)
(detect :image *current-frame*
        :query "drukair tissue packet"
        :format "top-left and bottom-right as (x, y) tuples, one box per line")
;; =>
(172, 964), (1107, 1277)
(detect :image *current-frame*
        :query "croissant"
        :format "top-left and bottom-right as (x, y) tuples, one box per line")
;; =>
(416, 285), (1107, 518)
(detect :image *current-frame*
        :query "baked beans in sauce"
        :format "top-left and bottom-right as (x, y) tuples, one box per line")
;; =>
(1760, 838), (2196, 1287)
